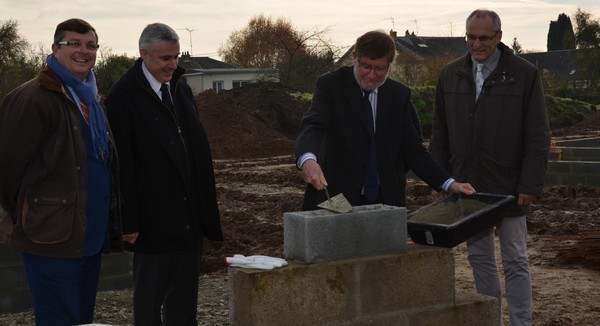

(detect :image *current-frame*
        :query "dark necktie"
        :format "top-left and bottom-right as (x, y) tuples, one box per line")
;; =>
(160, 83), (174, 111)
(363, 90), (379, 203)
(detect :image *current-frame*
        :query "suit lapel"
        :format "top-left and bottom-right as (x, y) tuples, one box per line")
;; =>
(342, 68), (373, 136)
(374, 82), (389, 141)
(136, 90), (188, 178)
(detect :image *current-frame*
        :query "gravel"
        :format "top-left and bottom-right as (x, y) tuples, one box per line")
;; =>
(0, 273), (230, 326)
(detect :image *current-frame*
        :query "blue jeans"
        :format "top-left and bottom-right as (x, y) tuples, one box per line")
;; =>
(466, 215), (532, 326)
(22, 253), (102, 326)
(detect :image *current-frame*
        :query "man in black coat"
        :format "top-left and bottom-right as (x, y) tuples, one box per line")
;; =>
(105, 23), (222, 326)
(295, 30), (475, 210)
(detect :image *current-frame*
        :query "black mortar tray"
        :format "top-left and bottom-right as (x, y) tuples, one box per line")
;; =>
(407, 192), (514, 248)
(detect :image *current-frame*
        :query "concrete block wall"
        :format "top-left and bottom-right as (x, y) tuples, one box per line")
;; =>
(411, 137), (600, 187)
(0, 244), (132, 313)
(545, 161), (600, 186)
(557, 147), (600, 162)
(555, 136), (600, 148)
(0, 245), (30, 313)
(545, 137), (600, 186)
(228, 246), (499, 325)
(284, 205), (407, 263)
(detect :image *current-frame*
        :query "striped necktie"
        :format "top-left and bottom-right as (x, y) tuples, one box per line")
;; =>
(475, 63), (484, 99)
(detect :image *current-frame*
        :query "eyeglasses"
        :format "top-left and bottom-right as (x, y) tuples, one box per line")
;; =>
(357, 59), (390, 74)
(57, 40), (100, 52)
(465, 31), (499, 43)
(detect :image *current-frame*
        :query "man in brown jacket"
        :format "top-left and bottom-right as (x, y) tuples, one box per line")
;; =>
(0, 19), (123, 326)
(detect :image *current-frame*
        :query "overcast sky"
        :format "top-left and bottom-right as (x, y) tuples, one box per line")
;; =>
(2, 0), (598, 60)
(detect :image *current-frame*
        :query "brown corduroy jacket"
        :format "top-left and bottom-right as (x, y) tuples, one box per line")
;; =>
(0, 67), (123, 257)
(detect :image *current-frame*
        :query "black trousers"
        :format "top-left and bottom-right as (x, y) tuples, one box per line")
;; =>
(132, 250), (200, 326)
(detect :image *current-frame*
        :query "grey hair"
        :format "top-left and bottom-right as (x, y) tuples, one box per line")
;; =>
(138, 23), (179, 52)
(466, 9), (502, 32)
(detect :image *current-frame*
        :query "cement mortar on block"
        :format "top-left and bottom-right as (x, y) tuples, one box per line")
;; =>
(283, 204), (407, 264)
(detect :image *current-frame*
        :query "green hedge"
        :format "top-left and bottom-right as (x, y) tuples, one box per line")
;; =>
(411, 86), (597, 138)
(292, 87), (597, 139)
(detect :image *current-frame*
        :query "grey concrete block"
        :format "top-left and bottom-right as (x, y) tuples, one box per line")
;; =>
(0, 252), (132, 313)
(98, 253), (133, 291)
(586, 175), (600, 187)
(561, 147), (600, 161)
(0, 288), (32, 314)
(0, 265), (28, 290)
(228, 260), (358, 325)
(357, 246), (455, 314)
(228, 247), (494, 326)
(556, 137), (600, 147)
(0, 244), (22, 262)
(406, 292), (499, 326)
(544, 174), (561, 186)
(548, 161), (573, 174)
(283, 204), (407, 264)
(576, 161), (600, 175)
(100, 252), (131, 276)
(451, 293), (500, 326)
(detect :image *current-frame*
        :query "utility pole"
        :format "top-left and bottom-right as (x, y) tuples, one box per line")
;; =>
(408, 19), (419, 35)
(178, 28), (195, 56)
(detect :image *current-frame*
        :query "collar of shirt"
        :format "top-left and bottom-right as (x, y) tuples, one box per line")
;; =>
(471, 47), (501, 79)
(362, 87), (379, 101)
(141, 62), (170, 97)
(362, 87), (379, 132)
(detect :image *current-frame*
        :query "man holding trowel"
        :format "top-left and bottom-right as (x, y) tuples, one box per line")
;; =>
(295, 30), (475, 211)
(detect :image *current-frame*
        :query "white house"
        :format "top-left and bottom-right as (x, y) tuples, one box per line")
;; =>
(178, 52), (279, 95)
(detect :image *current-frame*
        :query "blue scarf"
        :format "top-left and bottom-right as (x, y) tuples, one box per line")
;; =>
(46, 54), (108, 160)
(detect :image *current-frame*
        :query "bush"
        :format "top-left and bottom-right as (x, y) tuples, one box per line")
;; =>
(544, 96), (597, 128)
(287, 87), (597, 139)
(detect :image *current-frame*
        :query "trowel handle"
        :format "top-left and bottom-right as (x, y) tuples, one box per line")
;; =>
(323, 186), (331, 200)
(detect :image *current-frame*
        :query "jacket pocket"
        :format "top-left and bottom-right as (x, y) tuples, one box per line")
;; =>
(21, 193), (75, 244)
(478, 158), (520, 195)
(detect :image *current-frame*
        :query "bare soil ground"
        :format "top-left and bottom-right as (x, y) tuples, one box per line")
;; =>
(1, 83), (598, 325)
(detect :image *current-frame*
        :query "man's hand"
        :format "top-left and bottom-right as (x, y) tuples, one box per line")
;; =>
(431, 189), (449, 201)
(122, 232), (139, 244)
(448, 182), (476, 196)
(300, 159), (328, 190)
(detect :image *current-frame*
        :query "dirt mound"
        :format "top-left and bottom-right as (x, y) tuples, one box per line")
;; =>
(574, 108), (600, 128)
(553, 107), (600, 137)
(219, 82), (309, 140)
(195, 89), (295, 159)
